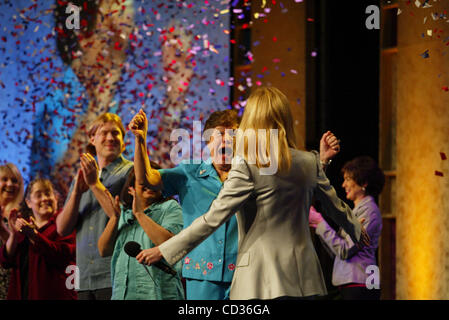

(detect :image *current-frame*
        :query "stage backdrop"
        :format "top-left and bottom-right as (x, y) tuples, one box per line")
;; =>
(395, 0), (449, 300)
(0, 0), (230, 196)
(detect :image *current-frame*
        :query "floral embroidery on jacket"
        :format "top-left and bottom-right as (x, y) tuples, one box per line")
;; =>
(183, 257), (223, 276)
(227, 263), (235, 271)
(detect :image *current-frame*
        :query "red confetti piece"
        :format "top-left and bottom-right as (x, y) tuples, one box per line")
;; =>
(441, 152), (447, 160)
(442, 86), (449, 92)
(435, 171), (444, 177)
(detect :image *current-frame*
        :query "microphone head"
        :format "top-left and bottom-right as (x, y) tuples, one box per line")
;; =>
(124, 241), (142, 258)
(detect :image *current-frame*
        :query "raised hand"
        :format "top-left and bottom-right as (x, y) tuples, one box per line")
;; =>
(80, 153), (100, 187)
(103, 190), (121, 219)
(128, 109), (148, 140)
(7, 209), (21, 235)
(74, 169), (89, 195)
(19, 216), (38, 240)
(320, 131), (340, 164)
(128, 186), (146, 216)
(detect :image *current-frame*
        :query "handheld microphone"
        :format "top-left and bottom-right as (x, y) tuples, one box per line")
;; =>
(124, 241), (157, 285)
(124, 241), (177, 277)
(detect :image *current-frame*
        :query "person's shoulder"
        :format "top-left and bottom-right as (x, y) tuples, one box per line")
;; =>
(113, 156), (133, 175)
(163, 160), (203, 173)
(120, 156), (134, 168)
(290, 148), (315, 158)
(358, 196), (381, 216)
(160, 199), (182, 210)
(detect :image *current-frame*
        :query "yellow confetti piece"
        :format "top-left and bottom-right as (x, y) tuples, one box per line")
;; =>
(262, 0), (266, 8)
(209, 45), (219, 54)
(220, 9), (229, 15)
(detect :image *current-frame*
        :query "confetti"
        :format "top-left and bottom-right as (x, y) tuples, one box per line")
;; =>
(420, 49), (430, 58)
(0, 0), (232, 190)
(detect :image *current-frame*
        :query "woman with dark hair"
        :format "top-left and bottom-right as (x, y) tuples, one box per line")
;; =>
(309, 156), (385, 300)
(0, 178), (76, 300)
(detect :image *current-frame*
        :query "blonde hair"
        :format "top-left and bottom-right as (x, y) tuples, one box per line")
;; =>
(237, 87), (297, 174)
(0, 163), (24, 216)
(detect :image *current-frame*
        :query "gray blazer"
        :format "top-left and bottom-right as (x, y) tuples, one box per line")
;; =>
(159, 149), (362, 299)
(315, 195), (382, 286)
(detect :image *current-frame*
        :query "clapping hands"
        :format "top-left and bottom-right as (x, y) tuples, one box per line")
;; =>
(80, 153), (100, 187)
(8, 209), (37, 239)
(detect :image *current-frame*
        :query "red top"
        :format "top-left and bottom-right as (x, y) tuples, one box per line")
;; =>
(0, 214), (77, 300)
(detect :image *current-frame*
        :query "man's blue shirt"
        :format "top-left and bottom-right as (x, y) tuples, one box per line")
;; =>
(66, 155), (133, 291)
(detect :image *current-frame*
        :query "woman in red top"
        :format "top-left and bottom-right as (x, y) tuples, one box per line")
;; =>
(0, 178), (77, 300)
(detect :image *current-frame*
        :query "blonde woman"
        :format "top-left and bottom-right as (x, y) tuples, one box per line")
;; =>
(135, 87), (369, 299)
(0, 163), (24, 300)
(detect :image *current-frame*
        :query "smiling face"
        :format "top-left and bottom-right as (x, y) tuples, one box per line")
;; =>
(26, 181), (57, 219)
(90, 121), (125, 163)
(0, 169), (20, 207)
(342, 171), (366, 204)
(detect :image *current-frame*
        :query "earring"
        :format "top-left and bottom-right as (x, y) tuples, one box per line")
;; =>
(362, 187), (366, 192)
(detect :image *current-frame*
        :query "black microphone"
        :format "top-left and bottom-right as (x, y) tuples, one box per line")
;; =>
(124, 241), (177, 277)
(124, 241), (156, 284)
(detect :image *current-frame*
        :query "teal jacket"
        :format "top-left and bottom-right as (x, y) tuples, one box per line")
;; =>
(159, 159), (238, 282)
